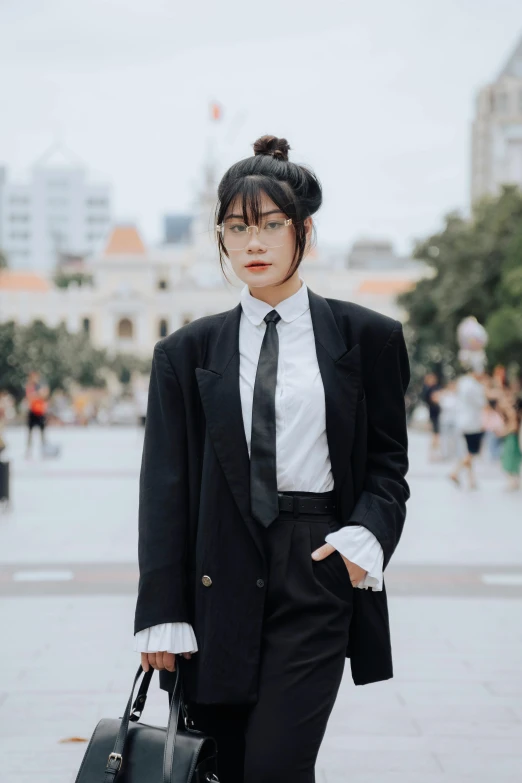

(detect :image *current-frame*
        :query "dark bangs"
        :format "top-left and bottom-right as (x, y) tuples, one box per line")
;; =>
(214, 147), (322, 286)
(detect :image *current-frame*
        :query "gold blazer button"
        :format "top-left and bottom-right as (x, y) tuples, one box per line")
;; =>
(201, 575), (212, 587)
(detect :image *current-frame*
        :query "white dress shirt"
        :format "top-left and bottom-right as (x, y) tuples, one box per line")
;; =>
(134, 277), (383, 655)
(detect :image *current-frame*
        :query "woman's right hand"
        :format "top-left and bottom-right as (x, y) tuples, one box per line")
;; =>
(141, 651), (192, 672)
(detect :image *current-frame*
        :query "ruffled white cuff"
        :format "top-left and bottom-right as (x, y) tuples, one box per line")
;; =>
(325, 525), (384, 591)
(133, 622), (198, 654)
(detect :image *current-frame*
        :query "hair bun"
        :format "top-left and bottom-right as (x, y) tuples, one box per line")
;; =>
(253, 135), (290, 162)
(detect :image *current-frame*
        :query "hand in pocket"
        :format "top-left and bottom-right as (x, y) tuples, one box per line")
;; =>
(311, 543), (367, 586)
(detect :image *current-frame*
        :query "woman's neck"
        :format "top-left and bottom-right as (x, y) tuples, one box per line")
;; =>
(248, 272), (302, 308)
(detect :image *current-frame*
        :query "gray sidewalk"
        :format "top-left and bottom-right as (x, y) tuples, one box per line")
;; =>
(0, 426), (521, 782)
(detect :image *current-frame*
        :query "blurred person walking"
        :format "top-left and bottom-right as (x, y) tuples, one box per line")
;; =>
(421, 372), (442, 460)
(438, 381), (458, 460)
(0, 391), (10, 508)
(0, 390), (8, 455)
(24, 370), (49, 459)
(134, 378), (149, 429)
(482, 375), (505, 461)
(481, 399), (505, 462)
(449, 359), (487, 489)
(497, 392), (521, 491)
(133, 136), (410, 783)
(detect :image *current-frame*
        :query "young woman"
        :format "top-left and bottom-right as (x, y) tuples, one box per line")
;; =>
(134, 135), (410, 783)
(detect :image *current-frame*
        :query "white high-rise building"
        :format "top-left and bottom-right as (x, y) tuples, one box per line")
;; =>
(471, 35), (522, 204)
(0, 144), (111, 273)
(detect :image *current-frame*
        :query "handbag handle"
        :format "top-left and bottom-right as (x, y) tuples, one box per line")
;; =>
(103, 664), (187, 783)
(128, 664), (192, 731)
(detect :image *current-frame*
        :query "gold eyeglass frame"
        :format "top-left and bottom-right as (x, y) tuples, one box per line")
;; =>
(216, 218), (293, 251)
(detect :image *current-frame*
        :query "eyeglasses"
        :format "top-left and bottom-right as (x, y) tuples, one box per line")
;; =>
(216, 217), (293, 251)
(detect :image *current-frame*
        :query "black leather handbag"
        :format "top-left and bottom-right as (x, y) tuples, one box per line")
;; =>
(74, 665), (219, 783)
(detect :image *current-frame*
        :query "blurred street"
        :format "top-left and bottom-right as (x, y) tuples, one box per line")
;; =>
(0, 425), (521, 782)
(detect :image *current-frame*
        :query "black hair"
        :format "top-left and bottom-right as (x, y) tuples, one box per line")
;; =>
(215, 135), (322, 285)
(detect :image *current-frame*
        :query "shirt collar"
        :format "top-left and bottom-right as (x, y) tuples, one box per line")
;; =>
(240, 276), (309, 326)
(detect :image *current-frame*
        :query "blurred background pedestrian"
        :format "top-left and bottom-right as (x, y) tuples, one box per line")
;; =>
(421, 371), (442, 461)
(482, 375), (505, 461)
(497, 391), (522, 491)
(437, 380), (459, 461)
(449, 357), (488, 490)
(24, 370), (49, 459)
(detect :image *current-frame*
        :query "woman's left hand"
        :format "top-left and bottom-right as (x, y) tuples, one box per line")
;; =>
(311, 543), (367, 587)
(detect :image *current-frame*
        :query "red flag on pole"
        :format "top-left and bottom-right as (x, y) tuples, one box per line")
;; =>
(210, 102), (222, 121)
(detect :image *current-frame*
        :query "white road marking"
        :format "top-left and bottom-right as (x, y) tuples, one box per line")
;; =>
(12, 570), (75, 582)
(481, 573), (522, 586)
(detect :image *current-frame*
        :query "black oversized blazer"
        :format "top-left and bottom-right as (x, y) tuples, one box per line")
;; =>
(134, 287), (410, 704)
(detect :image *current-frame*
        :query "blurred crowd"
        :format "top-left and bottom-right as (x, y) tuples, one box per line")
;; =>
(422, 366), (522, 491)
(0, 369), (149, 460)
(1, 364), (520, 493)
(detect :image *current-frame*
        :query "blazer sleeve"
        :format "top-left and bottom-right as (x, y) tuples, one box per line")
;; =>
(347, 321), (410, 569)
(134, 343), (191, 634)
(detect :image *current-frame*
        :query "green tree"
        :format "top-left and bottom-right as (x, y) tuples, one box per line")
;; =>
(399, 186), (522, 382)
(0, 320), (115, 401)
(53, 271), (94, 289)
(109, 353), (152, 387)
(0, 321), (25, 399)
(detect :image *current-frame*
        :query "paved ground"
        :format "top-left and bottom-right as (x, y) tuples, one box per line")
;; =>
(0, 425), (521, 782)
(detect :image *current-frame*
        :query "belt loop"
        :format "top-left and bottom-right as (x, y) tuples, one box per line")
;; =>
(292, 495), (299, 519)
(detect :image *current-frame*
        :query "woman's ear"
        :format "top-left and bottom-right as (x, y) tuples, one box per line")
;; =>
(304, 216), (313, 251)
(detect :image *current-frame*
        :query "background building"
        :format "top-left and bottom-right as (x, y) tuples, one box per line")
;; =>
(471, 34), (522, 203)
(347, 238), (417, 270)
(0, 142), (428, 358)
(0, 221), (427, 358)
(0, 144), (112, 273)
(163, 213), (194, 245)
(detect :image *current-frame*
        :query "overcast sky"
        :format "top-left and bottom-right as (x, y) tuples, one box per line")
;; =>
(1, 0), (521, 253)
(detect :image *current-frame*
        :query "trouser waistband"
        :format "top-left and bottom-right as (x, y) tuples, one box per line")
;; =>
(277, 490), (336, 517)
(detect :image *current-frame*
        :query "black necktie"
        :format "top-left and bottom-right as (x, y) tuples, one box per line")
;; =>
(250, 309), (281, 527)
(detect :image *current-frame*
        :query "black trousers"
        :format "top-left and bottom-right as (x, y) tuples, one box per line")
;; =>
(170, 490), (353, 783)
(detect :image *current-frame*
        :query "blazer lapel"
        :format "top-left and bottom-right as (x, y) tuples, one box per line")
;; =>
(307, 288), (362, 495)
(195, 304), (266, 563)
